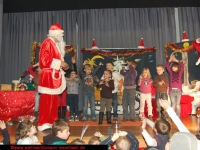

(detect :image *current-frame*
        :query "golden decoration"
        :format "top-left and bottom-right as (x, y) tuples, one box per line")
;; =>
(165, 43), (195, 60)
(30, 41), (76, 65)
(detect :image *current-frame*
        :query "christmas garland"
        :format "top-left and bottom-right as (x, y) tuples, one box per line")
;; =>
(81, 47), (156, 57)
(165, 42), (195, 60)
(31, 41), (76, 64)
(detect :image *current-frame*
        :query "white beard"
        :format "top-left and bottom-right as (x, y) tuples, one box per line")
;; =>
(48, 34), (66, 58)
(57, 40), (66, 58)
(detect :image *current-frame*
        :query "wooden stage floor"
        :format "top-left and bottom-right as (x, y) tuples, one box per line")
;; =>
(0, 114), (199, 148)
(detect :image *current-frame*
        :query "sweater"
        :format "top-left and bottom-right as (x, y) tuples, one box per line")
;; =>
(120, 65), (137, 89)
(79, 65), (102, 92)
(66, 78), (79, 94)
(43, 133), (67, 145)
(165, 61), (184, 94)
(153, 74), (169, 92)
(0, 128), (10, 145)
(17, 135), (39, 145)
(138, 78), (153, 94)
(96, 80), (115, 99)
(142, 118), (170, 150)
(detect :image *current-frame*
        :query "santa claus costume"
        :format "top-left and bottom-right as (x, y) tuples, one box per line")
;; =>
(38, 24), (67, 131)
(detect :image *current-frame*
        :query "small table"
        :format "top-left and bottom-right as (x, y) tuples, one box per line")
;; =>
(0, 90), (35, 122)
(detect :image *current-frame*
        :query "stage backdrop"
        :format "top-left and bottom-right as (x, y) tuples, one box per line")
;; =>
(165, 40), (200, 95)
(81, 47), (156, 114)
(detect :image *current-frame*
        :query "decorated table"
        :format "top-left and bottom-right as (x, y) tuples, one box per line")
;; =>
(0, 90), (35, 122)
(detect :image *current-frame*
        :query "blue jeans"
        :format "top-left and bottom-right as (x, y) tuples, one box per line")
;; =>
(83, 91), (96, 118)
(170, 89), (182, 117)
(34, 92), (40, 112)
(112, 93), (118, 118)
(68, 94), (79, 116)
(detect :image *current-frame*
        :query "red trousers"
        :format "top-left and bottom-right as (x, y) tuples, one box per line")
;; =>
(38, 94), (58, 131)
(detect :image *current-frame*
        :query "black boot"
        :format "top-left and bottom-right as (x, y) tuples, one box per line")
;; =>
(98, 112), (104, 125)
(62, 106), (66, 120)
(106, 111), (113, 124)
(58, 106), (62, 119)
(34, 111), (38, 122)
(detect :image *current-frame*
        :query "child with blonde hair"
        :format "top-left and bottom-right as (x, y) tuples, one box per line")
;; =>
(15, 120), (40, 145)
(138, 68), (153, 120)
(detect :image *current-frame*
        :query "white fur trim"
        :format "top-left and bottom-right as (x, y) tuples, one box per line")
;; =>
(49, 30), (64, 36)
(92, 46), (98, 49)
(50, 58), (61, 70)
(182, 39), (189, 42)
(37, 123), (52, 131)
(38, 70), (66, 95)
(138, 46), (144, 48)
(196, 38), (200, 44)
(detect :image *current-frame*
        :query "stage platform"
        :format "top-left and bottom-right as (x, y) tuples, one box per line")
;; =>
(0, 114), (199, 148)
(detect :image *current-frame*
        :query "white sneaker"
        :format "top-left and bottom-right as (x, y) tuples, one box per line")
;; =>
(75, 116), (79, 121)
(69, 116), (74, 122)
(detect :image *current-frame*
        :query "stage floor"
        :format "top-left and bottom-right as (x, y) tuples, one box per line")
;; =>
(0, 114), (199, 148)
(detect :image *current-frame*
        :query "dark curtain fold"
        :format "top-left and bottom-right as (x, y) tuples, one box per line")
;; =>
(178, 7), (200, 40)
(0, 10), (77, 83)
(76, 8), (176, 69)
(0, 0), (3, 61)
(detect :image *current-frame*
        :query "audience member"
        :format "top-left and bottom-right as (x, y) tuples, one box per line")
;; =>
(0, 120), (10, 145)
(43, 119), (70, 145)
(15, 120), (40, 145)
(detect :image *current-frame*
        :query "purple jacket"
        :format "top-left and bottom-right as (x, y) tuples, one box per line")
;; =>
(165, 61), (184, 94)
(120, 65), (137, 88)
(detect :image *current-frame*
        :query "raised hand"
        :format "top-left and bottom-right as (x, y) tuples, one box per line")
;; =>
(159, 99), (171, 110)
(0, 120), (6, 129)
(71, 57), (76, 64)
(94, 131), (103, 138)
(83, 60), (88, 65)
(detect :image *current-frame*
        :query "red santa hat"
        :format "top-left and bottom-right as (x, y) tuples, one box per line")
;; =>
(182, 31), (189, 42)
(138, 38), (145, 49)
(48, 23), (64, 36)
(92, 39), (98, 49)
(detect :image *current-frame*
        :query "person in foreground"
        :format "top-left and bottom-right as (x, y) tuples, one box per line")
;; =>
(15, 120), (40, 145)
(0, 120), (10, 145)
(100, 131), (139, 150)
(159, 99), (200, 150)
(38, 23), (69, 131)
(140, 114), (170, 150)
(43, 119), (70, 145)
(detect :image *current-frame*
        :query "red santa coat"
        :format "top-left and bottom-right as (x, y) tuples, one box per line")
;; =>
(38, 37), (66, 94)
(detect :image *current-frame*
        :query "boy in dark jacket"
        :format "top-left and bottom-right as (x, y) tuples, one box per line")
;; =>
(43, 119), (70, 145)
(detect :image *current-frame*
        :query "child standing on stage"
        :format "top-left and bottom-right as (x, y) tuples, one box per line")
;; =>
(27, 62), (41, 121)
(153, 64), (169, 119)
(66, 70), (79, 122)
(101, 62), (122, 121)
(120, 60), (137, 122)
(165, 54), (184, 117)
(15, 120), (40, 145)
(97, 70), (114, 125)
(79, 60), (103, 122)
(138, 68), (153, 120)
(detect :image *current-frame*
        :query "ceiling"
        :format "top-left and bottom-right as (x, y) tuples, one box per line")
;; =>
(3, 0), (200, 13)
